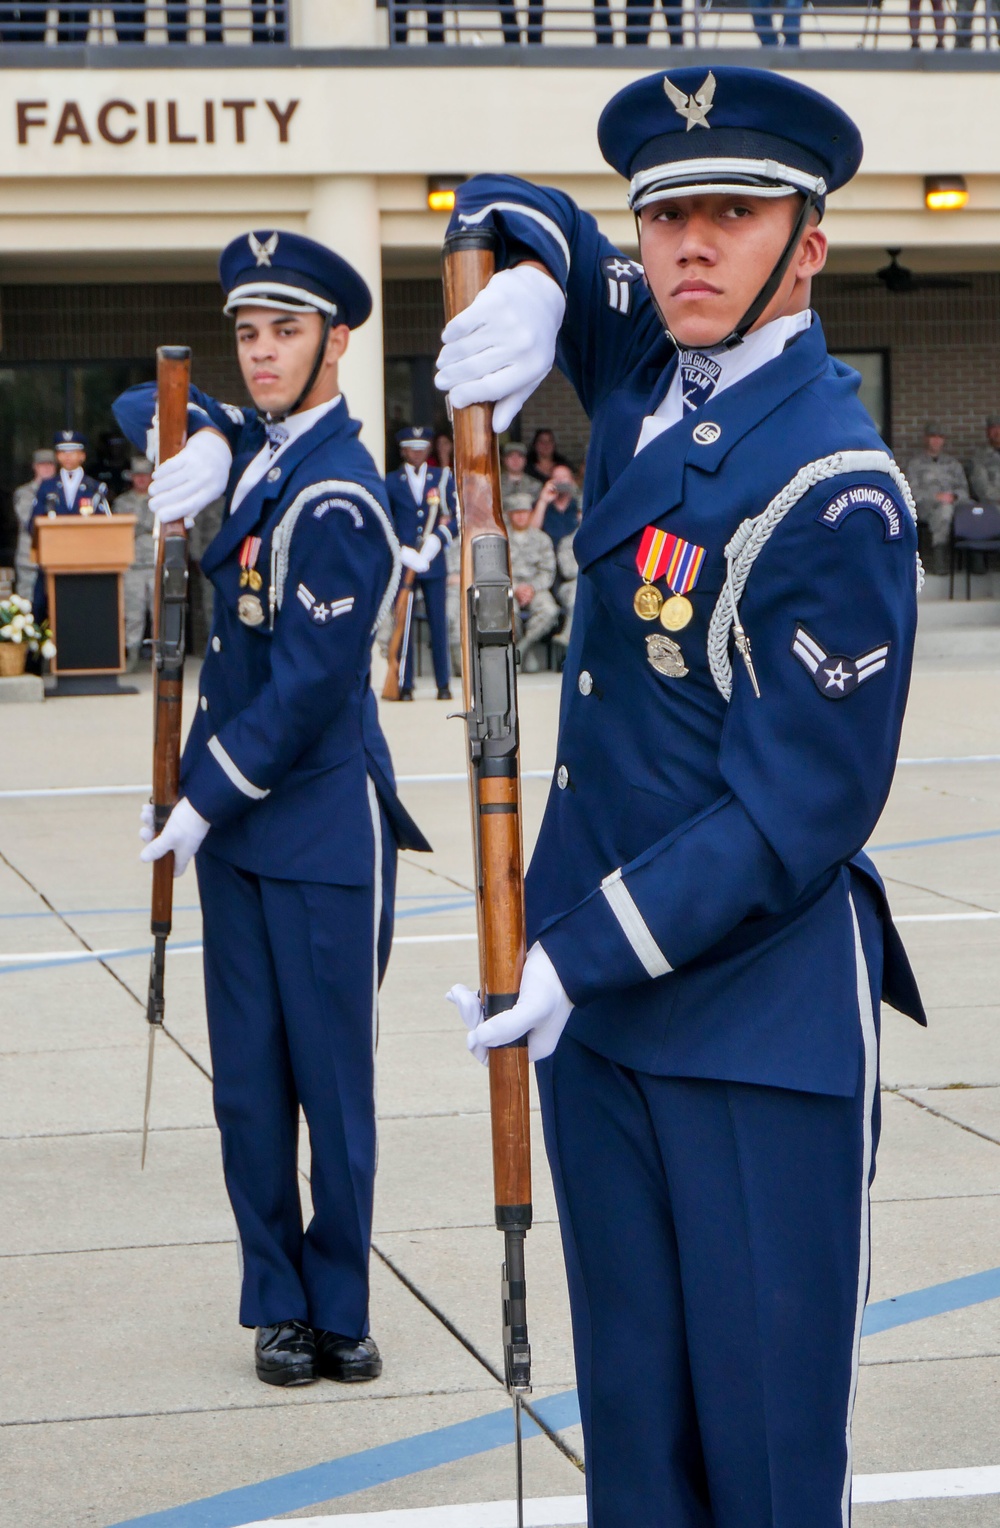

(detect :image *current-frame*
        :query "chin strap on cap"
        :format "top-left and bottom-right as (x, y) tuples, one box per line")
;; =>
(269, 309), (335, 423)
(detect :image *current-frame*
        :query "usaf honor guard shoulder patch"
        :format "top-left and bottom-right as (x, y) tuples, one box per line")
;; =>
(791, 625), (890, 699)
(601, 256), (642, 316)
(815, 484), (904, 541)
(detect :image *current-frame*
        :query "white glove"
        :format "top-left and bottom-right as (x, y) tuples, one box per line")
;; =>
(400, 545), (431, 575)
(447, 942), (574, 1065)
(424, 531), (443, 565)
(139, 797), (210, 878)
(435, 266), (566, 434)
(149, 429), (232, 524)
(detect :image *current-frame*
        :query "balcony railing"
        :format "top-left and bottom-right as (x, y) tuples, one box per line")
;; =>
(384, 0), (998, 48)
(0, 3), (286, 43)
(0, 0), (997, 49)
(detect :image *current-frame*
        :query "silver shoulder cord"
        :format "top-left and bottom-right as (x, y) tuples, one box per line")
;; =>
(707, 450), (923, 703)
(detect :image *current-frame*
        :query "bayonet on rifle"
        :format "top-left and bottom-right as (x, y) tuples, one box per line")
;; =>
(443, 230), (532, 1528)
(142, 344), (192, 1168)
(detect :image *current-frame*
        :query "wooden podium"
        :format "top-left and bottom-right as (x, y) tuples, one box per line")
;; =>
(33, 516), (136, 694)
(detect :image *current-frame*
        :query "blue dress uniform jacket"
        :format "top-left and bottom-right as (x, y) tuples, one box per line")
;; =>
(384, 464), (458, 580)
(449, 175), (924, 1528)
(450, 176), (924, 1101)
(30, 472), (101, 521)
(113, 381), (427, 1336)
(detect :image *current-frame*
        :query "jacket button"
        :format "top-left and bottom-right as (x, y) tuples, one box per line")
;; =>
(556, 764), (569, 790)
(200, 695), (208, 712)
(211, 636), (221, 653)
(578, 670), (593, 696)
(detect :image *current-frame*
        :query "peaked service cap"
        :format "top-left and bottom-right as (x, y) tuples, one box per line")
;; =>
(598, 66), (863, 215)
(396, 425), (435, 448)
(220, 229), (372, 328)
(54, 429), (87, 451)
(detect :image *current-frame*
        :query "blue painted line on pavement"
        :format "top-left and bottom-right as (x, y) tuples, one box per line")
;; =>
(869, 827), (1000, 853)
(862, 1265), (1000, 1336)
(107, 1390), (581, 1528)
(107, 1267), (1000, 1528)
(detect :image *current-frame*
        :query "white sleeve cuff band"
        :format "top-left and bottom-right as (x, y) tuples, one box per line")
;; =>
(207, 735), (271, 801)
(601, 867), (672, 979)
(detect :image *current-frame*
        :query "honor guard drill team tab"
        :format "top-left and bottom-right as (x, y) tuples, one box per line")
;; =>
(385, 424), (458, 700)
(115, 229), (430, 1390)
(438, 66), (926, 1528)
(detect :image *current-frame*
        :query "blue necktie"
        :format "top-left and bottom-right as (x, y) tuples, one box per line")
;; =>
(679, 351), (722, 413)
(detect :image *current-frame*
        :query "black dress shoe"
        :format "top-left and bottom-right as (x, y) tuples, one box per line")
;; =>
(399, 689), (414, 702)
(436, 686), (453, 701)
(254, 1320), (317, 1387)
(315, 1330), (383, 1383)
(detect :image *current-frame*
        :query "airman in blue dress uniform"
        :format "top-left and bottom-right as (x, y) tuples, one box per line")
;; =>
(29, 430), (109, 622)
(115, 229), (429, 1390)
(440, 67), (925, 1526)
(385, 424), (459, 699)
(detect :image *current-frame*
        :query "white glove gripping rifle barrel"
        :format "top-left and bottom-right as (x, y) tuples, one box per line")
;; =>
(442, 229), (533, 1525)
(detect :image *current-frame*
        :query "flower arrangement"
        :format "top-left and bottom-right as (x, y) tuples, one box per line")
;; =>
(0, 596), (56, 658)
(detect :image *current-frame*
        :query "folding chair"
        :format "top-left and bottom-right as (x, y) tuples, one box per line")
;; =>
(949, 500), (1000, 600)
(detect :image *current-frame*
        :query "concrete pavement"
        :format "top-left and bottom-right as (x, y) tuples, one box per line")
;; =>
(2, 627), (1000, 1526)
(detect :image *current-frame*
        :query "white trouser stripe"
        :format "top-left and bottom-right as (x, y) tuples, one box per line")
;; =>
(843, 893), (878, 1525)
(600, 868), (672, 979)
(207, 736), (270, 800)
(366, 777), (382, 1159)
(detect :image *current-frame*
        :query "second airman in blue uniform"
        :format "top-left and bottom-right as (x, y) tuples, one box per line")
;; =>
(385, 424), (459, 700)
(116, 229), (429, 1392)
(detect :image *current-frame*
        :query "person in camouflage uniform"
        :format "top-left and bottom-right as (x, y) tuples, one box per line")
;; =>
(507, 489), (559, 668)
(13, 448), (56, 602)
(905, 423), (969, 574)
(113, 455), (156, 667)
(500, 440), (534, 525)
(967, 415), (1000, 506)
(553, 528), (578, 651)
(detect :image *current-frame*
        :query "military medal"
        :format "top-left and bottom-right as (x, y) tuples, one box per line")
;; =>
(239, 535), (263, 592)
(634, 527), (705, 629)
(79, 497), (94, 517)
(238, 593), (265, 627)
(645, 633), (688, 679)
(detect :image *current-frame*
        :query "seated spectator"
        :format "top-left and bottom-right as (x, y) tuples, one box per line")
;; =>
(526, 427), (569, 484)
(905, 422), (970, 576)
(968, 414), (1000, 506)
(13, 448), (56, 603)
(553, 530), (577, 652)
(508, 491), (559, 670)
(501, 440), (532, 521)
(533, 464), (581, 548)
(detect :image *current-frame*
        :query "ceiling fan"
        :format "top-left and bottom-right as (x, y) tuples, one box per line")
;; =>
(844, 249), (971, 295)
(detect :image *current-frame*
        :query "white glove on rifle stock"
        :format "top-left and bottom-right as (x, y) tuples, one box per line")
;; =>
(448, 943), (574, 1065)
(140, 798), (210, 878)
(399, 532), (443, 576)
(149, 428), (232, 524)
(435, 266), (566, 434)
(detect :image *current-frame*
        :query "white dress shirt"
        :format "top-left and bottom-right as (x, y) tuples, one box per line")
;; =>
(60, 466), (84, 507)
(404, 461), (429, 504)
(635, 310), (813, 456)
(230, 394), (342, 515)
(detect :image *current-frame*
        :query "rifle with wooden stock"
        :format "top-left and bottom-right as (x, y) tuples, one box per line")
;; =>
(443, 230), (533, 1526)
(142, 345), (192, 1168)
(382, 484), (446, 702)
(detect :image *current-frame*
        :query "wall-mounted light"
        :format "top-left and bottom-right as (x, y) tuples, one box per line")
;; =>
(924, 175), (969, 212)
(427, 176), (466, 213)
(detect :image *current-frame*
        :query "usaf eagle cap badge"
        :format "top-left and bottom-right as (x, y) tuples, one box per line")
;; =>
(248, 231), (279, 267)
(663, 71), (717, 132)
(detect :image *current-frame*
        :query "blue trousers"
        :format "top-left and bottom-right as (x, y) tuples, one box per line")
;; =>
(537, 901), (881, 1527)
(403, 575), (450, 692)
(196, 836), (394, 1333)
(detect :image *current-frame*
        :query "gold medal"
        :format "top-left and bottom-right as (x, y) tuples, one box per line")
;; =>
(239, 568), (248, 588)
(247, 569), (263, 592)
(237, 593), (265, 627)
(79, 500), (94, 517)
(633, 583), (664, 621)
(659, 594), (693, 632)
